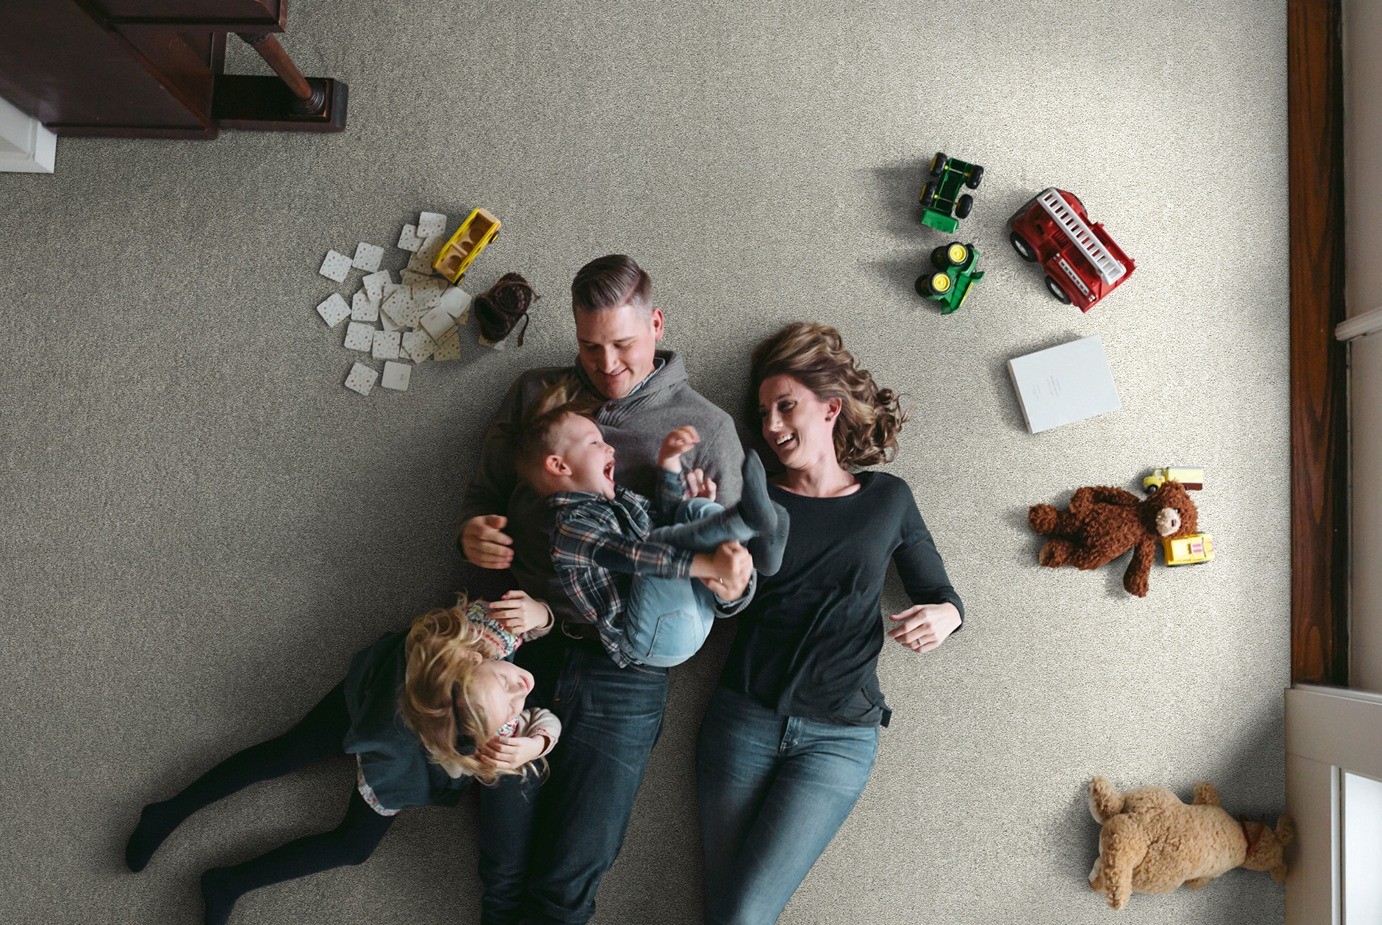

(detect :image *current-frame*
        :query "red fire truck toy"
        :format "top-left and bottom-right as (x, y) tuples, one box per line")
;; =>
(1008, 188), (1134, 312)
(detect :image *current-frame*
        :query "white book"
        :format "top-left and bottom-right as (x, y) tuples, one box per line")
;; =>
(1008, 335), (1121, 434)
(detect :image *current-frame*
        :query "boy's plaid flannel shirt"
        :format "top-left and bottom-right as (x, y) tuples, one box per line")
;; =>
(549, 471), (692, 667)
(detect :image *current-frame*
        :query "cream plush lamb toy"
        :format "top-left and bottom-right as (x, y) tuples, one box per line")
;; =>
(1087, 776), (1293, 910)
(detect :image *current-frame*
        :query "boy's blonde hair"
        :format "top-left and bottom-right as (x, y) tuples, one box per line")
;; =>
(398, 597), (516, 786)
(512, 377), (596, 489)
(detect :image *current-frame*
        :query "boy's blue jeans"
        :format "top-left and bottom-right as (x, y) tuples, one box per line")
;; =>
(622, 497), (735, 667)
(696, 687), (879, 925)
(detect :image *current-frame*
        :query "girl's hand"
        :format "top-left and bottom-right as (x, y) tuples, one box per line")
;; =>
(658, 426), (701, 472)
(478, 734), (547, 771)
(684, 468), (718, 501)
(887, 602), (961, 653)
(487, 591), (553, 635)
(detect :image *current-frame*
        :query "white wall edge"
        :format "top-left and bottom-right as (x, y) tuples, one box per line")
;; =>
(0, 94), (56, 174)
(1336, 305), (1382, 342)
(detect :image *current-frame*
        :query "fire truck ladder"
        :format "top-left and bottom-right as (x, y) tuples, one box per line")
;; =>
(1036, 188), (1126, 285)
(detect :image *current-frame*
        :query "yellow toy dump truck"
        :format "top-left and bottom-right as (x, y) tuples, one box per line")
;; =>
(434, 207), (500, 284)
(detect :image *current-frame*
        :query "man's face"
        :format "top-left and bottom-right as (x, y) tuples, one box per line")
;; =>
(574, 302), (664, 399)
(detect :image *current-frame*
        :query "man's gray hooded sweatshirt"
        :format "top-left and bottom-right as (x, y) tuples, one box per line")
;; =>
(457, 350), (748, 627)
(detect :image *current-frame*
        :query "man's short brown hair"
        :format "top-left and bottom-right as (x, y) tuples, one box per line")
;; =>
(571, 254), (652, 315)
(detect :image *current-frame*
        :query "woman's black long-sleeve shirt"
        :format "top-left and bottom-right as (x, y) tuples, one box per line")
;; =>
(719, 471), (963, 727)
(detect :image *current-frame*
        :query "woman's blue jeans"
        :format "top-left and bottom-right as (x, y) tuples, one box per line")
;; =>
(696, 687), (879, 925)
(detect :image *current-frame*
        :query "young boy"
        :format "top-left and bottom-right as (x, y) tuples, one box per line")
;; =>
(514, 401), (788, 668)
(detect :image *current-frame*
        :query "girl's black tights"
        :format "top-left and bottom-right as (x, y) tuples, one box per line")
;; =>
(125, 682), (395, 924)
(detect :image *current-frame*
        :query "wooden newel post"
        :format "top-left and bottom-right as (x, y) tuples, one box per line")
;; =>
(235, 32), (327, 116)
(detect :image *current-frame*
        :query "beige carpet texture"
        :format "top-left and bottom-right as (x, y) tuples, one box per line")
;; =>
(0, 2), (1289, 923)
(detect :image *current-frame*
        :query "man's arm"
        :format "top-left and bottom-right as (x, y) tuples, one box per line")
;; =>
(455, 376), (528, 553)
(688, 416), (745, 507)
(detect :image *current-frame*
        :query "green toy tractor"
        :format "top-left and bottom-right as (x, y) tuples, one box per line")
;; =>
(915, 242), (984, 314)
(919, 152), (983, 233)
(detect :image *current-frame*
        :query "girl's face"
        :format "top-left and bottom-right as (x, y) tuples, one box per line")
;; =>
(758, 374), (841, 471)
(469, 660), (534, 737)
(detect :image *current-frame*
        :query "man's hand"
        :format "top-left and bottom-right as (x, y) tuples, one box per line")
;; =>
(487, 590), (553, 635)
(887, 602), (961, 653)
(658, 426), (701, 473)
(461, 515), (514, 569)
(478, 734), (547, 771)
(684, 468), (718, 501)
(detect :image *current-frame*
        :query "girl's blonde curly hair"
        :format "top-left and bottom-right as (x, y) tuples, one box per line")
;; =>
(749, 322), (907, 469)
(398, 597), (519, 787)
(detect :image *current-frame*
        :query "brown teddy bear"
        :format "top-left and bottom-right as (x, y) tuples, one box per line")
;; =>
(1087, 776), (1293, 910)
(1028, 481), (1199, 596)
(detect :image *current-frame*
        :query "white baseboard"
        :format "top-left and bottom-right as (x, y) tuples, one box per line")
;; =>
(0, 94), (56, 174)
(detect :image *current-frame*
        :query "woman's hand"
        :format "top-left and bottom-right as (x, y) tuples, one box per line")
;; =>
(487, 590), (553, 635)
(887, 602), (961, 653)
(658, 426), (701, 472)
(684, 468), (718, 501)
(478, 734), (547, 771)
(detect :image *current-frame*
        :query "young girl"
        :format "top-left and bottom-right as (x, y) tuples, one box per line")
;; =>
(124, 592), (558, 925)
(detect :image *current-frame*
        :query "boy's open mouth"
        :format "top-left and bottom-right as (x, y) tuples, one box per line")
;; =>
(603, 461), (615, 482)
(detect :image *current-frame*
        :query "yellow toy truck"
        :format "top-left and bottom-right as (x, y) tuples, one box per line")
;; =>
(1143, 467), (1204, 493)
(433, 207), (500, 284)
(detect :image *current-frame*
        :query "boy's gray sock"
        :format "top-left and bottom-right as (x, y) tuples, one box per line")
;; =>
(736, 452), (777, 534)
(746, 500), (790, 577)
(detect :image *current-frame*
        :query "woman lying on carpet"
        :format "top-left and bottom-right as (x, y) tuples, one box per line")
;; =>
(124, 593), (557, 925)
(697, 322), (965, 924)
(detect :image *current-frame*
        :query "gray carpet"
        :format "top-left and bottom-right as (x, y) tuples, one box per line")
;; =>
(0, 2), (1289, 923)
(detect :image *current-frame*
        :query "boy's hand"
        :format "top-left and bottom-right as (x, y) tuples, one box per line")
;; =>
(478, 734), (546, 770)
(684, 468), (718, 501)
(658, 426), (701, 473)
(487, 590), (553, 635)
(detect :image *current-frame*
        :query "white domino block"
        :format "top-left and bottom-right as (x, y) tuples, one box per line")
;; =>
(433, 328), (462, 361)
(345, 362), (379, 396)
(420, 305), (456, 341)
(402, 329), (436, 363)
(319, 249), (352, 283)
(362, 270), (391, 302)
(382, 361), (411, 391)
(352, 242), (385, 272)
(344, 321), (375, 352)
(397, 223), (424, 252)
(316, 293), (350, 327)
(372, 330), (402, 361)
(418, 211), (447, 238)
(351, 290), (379, 322)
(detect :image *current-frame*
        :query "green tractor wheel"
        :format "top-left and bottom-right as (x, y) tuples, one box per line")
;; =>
(920, 182), (936, 209)
(929, 152), (947, 177)
(955, 194), (974, 219)
(928, 272), (952, 295)
(965, 165), (984, 189)
(932, 243), (969, 269)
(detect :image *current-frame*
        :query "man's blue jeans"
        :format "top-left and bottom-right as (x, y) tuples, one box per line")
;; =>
(623, 496), (733, 667)
(696, 687), (879, 925)
(483, 633), (669, 925)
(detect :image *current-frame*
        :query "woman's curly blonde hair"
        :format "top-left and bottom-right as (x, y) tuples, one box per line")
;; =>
(398, 597), (520, 787)
(749, 322), (907, 469)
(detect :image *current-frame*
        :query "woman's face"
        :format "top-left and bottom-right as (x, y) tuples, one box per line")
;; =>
(469, 659), (534, 738)
(758, 374), (841, 470)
